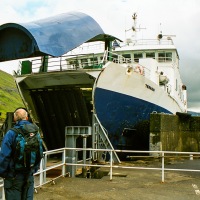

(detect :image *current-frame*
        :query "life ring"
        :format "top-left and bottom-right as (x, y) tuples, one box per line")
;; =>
(135, 65), (144, 75)
(126, 65), (134, 75)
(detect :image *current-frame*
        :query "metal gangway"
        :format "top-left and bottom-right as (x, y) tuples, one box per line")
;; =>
(65, 114), (120, 177)
(92, 114), (120, 163)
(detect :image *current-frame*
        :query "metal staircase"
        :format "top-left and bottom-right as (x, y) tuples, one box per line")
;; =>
(92, 114), (120, 163)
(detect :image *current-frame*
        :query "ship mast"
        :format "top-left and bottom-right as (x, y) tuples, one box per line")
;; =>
(125, 13), (145, 44)
(132, 13), (137, 39)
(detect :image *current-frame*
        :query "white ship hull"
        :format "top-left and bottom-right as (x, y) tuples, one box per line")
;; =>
(94, 61), (185, 148)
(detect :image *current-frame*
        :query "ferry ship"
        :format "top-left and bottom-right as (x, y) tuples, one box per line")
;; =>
(0, 12), (187, 155)
(67, 13), (187, 150)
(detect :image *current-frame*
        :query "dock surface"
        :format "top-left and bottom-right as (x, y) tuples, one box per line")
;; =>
(34, 159), (200, 200)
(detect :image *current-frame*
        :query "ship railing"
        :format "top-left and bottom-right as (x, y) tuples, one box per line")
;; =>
(18, 53), (104, 75)
(69, 41), (105, 55)
(120, 38), (174, 47)
(105, 51), (151, 78)
(36, 148), (199, 184)
(18, 50), (146, 75)
(58, 39), (174, 54)
(1, 148), (199, 198)
(107, 51), (132, 64)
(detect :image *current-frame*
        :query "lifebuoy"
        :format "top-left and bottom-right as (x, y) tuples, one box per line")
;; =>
(126, 66), (133, 75)
(135, 65), (144, 75)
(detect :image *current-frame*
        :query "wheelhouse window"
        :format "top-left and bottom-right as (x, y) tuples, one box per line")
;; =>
(146, 52), (155, 59)
(81, 58), (88, 68)
(68, 59), (78, 68)
(134, 53), (143, 62)
(166, 52), (172, 61)
(112, 54), (118, 63)
(158, 52), (172, 62)
(122, 54), (131, 63)
(158, 52), (165, 62)
(90, 57), (98, 66)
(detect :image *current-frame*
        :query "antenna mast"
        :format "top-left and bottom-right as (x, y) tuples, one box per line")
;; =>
(132, 13), (137, 38)
(125, 13), (146, 43)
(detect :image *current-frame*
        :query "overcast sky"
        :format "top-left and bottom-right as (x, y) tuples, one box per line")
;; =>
(0, 0), (200, 112)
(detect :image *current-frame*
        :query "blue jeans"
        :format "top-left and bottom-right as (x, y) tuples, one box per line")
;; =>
(4, 174), (34, 200)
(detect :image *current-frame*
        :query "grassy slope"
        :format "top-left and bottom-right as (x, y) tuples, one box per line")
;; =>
(0, 70), (24, 120)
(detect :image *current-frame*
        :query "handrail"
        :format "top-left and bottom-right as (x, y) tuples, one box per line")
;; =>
(93, 113), (121, 163)
(34, 148), (200, 186)
(17, 50), (168, 77)
(1, 148), (200, 199)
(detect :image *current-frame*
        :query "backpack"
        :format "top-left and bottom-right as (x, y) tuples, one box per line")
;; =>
(11, 123), (43, 171)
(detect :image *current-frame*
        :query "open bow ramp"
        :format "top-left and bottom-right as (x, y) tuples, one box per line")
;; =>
(0, 11), (118, 61)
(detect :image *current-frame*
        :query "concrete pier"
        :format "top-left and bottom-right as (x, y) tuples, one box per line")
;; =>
(150, 113), (200, 153)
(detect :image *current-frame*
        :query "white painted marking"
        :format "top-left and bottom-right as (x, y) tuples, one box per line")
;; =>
(192, 184), (200, 195)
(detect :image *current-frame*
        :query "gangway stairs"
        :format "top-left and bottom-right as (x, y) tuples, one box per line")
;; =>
(92, 114), (121, 164)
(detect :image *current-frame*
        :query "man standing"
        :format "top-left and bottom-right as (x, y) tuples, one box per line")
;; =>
(0, 108), (43, 200)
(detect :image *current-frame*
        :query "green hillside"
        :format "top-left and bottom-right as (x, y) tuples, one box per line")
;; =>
(0, 70), (24, 121)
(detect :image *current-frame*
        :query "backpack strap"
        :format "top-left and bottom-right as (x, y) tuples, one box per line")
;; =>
(10, 127), (24, 136)
(10, 127), (24, 150)
(9, 128), (24, 167)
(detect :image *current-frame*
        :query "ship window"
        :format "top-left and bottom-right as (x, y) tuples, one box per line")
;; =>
(68, 59), (78, 68)
(146, 52), (155, 59)
(81, 58), (88, 67)
(134, 53), (143, 62)
(166, 52), (172, 61)
(158, 53), (165, 62)
(158, 52), (172, 62)
(122, 54), (131, 63)
(112, 54), (118, 63)
(90, 57), (98, 66)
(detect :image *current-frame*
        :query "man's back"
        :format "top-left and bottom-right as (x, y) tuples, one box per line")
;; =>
(0, 108), (43, 200)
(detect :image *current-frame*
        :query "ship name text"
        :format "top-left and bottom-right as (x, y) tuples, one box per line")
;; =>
(145, 84), (155, 91)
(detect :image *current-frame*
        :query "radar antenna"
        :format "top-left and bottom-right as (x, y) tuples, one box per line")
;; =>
(157, 23), (176, 41)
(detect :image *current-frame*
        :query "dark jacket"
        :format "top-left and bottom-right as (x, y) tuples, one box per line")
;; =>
(0, 120), (38, 178)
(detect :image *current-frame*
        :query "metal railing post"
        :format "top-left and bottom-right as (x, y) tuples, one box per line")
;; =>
(41, 154), (47, 185)
(0, 178), (5, 200)
(82, 136), (87, 178)
(39, 157), (44, 186)
(62, 148), (66, 176)
(161, 151), (165, 183)
(110, 150), (113, 181)
(2, 187), (5, 200)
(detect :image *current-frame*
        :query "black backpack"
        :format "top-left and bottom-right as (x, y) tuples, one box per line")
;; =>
(11, 123), (43, 171)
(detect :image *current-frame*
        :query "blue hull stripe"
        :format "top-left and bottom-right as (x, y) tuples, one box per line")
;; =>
(94, 88), (171, 148)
